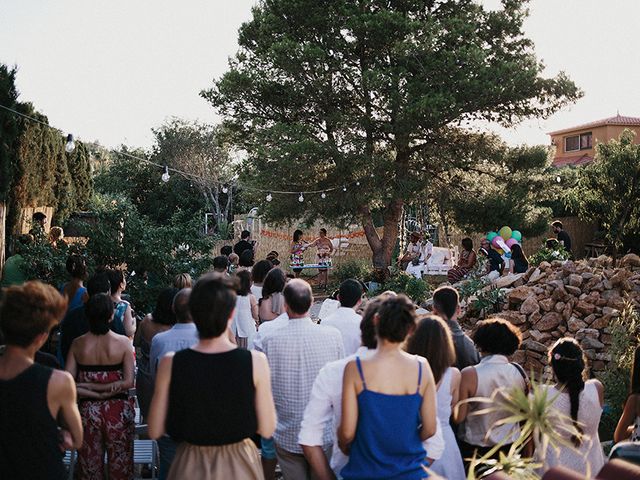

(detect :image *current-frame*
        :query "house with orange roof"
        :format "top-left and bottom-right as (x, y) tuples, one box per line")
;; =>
(549, 114), (640, 167)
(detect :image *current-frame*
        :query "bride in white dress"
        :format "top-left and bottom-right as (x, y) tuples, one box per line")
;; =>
(540, 338), (605, 478)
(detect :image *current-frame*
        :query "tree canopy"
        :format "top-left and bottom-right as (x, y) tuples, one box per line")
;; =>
(567, 129), (640, 257)
(204, 0), (581, 266)
(0, 64), (92, 234)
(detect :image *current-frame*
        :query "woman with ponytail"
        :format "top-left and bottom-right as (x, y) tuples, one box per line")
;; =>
(542, 338), (605, 477)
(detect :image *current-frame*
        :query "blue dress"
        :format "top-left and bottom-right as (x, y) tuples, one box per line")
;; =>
(341, 357), (428, 480)
(60, 284), (87, 312)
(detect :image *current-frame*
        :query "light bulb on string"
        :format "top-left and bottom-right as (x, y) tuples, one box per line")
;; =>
(222, 185), (228, 194)
(556, 176), (561, 183)
(321, 192), (326, 199)
(298, 193), (304, 202)
(65, 134), (75, 153)
(266, 193), (273, 202)
(356, 181), (360, 186)
(161, 166), (170, 183)
(342, 186), (347, 192)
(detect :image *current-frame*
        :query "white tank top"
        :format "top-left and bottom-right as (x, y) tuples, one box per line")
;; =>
(463, 355), (525, 447)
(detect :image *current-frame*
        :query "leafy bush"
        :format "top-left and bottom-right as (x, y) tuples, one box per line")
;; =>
(597, 302), (640, 440)
(332, 260), (371, 284)
(472, 286), (506, 315)
(528, 244), (571, 267)
(373, 272), (432, 305)
(458, 276), (488, 301)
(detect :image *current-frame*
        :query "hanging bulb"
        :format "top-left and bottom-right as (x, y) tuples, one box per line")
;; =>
(370, 173), (375, 178)
(65, 134), (75, 153)
(222, 185), (228, 194)
(321, 192), (326, 199)
(356, 181), (360, 186)
(266, 193), (273, 202)
(556, 176), (561, 183)
(298, 193), (304, 202)
(342, 186), (347, 192)
(161, 166), (170, 183)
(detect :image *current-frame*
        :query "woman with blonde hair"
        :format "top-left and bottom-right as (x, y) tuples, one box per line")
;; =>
(174, 273), (193, 289)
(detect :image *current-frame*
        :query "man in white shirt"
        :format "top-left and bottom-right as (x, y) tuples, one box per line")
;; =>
(263, 279), (344, 480)
(321, 279), (363, 356)
(299, 294), (444, 479)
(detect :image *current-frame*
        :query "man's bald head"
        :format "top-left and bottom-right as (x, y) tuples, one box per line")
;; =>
(173, 288), (193, 323)
(283, 279), (313, 317)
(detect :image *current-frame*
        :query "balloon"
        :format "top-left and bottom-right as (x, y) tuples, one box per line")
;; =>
(497, 248), (504, 255)
(511, 230), (522, 242)
(499, 226), (513, 241)
(506, 238), (519, 248)
(486, 231), (498, 242)
(491, 235), (504, 249)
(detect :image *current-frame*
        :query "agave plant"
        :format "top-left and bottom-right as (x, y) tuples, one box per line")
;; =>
(459, 375), (587, 480)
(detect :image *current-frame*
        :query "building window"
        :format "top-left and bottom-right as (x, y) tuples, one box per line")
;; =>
(565, 132), (592, 152)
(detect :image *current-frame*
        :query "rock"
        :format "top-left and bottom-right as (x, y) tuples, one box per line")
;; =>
(581, 337), (605, 350)
(592, 360), (606, 371)
(602, 306), (619, 317)
(520, 296), (540, 316)
(611, 269), (633, 291)
(565, 285), (582, 296)
(539, 298), (555, 312)
(575, 301), (596, 316)
(561, 303), (573, 321)
(508, 286), (533, 304)
(554, 301), (566, 313)
(568, 317), (587, 333)
(620, 253), (640, 268)
(500, 311), (527, 326)
(582, 272), (594, 280)
(530, 330), (553, 343)
(528, 268), (546, 284)
(539, 261), (551, 270)
(583, 314), (597, 325)
(568, 274), (583, 287)
(495, 273), (525, 289)
(596, 352), (612, 362)
(576, 328), (599, 340)
(522, 339), (548, 353)
(538, 312), (563, 332)
(590, 316), (609, 329)
(562, 261), (577, 276)
(512, 350), (526, 364)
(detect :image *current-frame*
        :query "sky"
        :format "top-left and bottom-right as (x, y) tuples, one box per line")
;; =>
(1, 0), (639, 149)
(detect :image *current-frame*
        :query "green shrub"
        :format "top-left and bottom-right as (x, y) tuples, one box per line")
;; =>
(332, 260), (371, 284)
(528, 244), (571, 267)
(597, 302), (639, 441)
(374, 272), (432, 305)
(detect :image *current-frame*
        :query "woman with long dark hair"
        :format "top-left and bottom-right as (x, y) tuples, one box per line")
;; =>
(61, 255), (88, 312)
(508, 244), (529, 274)
(540, 338), (605, 477)
(614, 345), (640, 442)
(290, 229), (308, 278)
(258, 268), (287, 323)
(406, 315), (465, 479)
(447, 238), (476, 283)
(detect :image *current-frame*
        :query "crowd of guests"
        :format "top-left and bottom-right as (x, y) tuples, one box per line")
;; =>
(0, 221), (633, 480)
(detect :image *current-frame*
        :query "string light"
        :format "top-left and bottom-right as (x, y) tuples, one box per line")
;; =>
(222, 185), (228, 194)
(161, 166), (170, 183)
(356, 181), (360, 186)
(298, 193), (304, 202)
(65, 134), (75, 153)
(321, 192), (326, 199)
(266, 193), (273, 202)
(342, 186), (347, 192)
(556, 175), (561, 183)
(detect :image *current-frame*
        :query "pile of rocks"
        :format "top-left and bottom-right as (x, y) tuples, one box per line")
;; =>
(465, 254), (640, 376)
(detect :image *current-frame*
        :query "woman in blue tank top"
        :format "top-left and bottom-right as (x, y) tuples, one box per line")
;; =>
(339, 295), (438, 480)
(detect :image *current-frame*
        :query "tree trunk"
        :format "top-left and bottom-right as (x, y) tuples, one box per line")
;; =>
(360, 198), (404, 270)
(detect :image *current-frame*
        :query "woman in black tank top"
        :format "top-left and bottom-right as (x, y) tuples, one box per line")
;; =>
(148, 273), (276, 480)
(0, 281), (83, 480)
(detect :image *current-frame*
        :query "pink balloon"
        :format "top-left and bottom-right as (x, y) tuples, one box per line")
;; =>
(506, 238), (519, 248)
(491, 236), (504, 249)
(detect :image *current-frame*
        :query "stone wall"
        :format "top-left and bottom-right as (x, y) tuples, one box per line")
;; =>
(465, 254), (640, 376)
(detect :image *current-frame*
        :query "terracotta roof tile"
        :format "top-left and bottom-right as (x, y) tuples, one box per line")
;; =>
(548, 114), (640, 136)
(552, 154), (594, 168)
